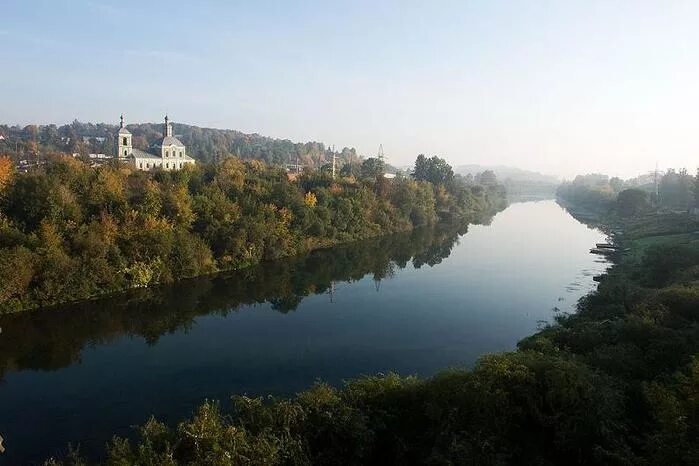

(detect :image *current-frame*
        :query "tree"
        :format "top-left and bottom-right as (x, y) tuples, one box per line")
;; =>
(477, 170), (497, 186)
(2, 173), (53, 230)
(304, 191), (318, 207)
(412, 155), (454, 186)
(360, 157), (385, 179)
(0, 246), (35, 310)
(0, 157), (13, 192)
(340, 147), (359, 169)
(609, 177), (624, 193)
(70, 136), (87, 156)
(660, 169), (694, 209)
(40, 125), (60, 148)
(23, 125), (38, 142)
(616, 188), (648, 217)
(340, 162), (360, 178)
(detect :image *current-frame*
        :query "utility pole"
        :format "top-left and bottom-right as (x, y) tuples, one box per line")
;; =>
(332, 144), (336, 179)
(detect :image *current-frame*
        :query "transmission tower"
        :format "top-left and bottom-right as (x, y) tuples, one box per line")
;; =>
(654, 161), (659, 206)
(377, 144), (386, 177)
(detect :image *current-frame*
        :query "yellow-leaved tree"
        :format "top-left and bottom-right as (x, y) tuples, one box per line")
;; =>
(0, 156), (13, 192)
(304, 191), (317, 207)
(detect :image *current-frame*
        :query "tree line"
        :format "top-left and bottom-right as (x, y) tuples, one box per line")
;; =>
(0, 120), (383, 171)
(557, 169), (699, 216)
(0, 154), (506, 313)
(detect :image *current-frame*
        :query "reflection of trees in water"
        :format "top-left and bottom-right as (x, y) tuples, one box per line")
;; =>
(270, 295), (304, 313)
(0, 211), (499, 378)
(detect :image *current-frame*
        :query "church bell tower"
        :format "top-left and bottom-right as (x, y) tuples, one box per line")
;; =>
(164, 114), (173, 137)
(117, 114), (132, 159)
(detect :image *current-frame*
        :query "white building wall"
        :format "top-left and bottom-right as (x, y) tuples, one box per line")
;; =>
(132, 157), (194, 171)
(161, 145), (186, 159)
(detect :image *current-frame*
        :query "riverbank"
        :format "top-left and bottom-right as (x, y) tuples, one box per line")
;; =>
(0, 156), (507, 314)
(40, 206), (699, 465)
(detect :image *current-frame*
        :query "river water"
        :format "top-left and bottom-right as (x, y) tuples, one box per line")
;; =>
(0, 200), (609, 464)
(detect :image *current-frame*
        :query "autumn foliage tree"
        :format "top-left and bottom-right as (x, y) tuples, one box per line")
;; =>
(0, 155), (505, 313)
(0, 157), (13, 192)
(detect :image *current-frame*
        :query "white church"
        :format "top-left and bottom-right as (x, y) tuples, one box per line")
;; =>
(117, 115), (195, 171)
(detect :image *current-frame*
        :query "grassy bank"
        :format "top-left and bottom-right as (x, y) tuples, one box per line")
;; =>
(43, 210), (699, 465)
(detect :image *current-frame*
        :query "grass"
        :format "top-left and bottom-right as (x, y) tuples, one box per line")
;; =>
(627, 232), (699, 263)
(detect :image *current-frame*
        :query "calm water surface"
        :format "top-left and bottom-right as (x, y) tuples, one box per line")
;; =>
(0, 200), (609, 463)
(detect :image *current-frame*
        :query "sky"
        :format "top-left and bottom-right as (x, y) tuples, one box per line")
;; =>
(2, 0), (698, 179)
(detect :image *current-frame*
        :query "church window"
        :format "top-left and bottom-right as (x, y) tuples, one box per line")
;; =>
(165, 150), (169, 158)
(166, 163), (169, 168)
(147, 163), (150, 168)
(124, 149), (127, 156)
(122, 137), (127, 145)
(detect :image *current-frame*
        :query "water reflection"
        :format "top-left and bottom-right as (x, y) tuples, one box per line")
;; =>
(0, 201), (615, 464)
(0, 223), (472, 380)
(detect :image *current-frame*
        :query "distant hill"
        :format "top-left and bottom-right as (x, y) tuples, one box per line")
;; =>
(0, 120), (359, 169)
(455, 164), (560, 199)
(456, 164), (560, 184)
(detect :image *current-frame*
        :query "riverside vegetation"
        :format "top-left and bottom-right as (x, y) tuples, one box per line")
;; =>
(0, 154), (506, 313)
(0, 225), (472, 380)
(42, 171), (699, 465)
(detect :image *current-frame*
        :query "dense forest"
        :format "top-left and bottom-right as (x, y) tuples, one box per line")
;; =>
(0, 154), (506, 313)
(45, 173), (699, 466)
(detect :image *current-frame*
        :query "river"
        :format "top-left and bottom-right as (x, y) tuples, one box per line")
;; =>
(0, 200), (609, 464)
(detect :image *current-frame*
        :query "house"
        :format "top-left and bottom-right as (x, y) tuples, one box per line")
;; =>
(82, 136), (106, 143)
(117, 115), (195, 171)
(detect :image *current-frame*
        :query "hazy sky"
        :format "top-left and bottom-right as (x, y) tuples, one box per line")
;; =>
(2, 0), (698, 178)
